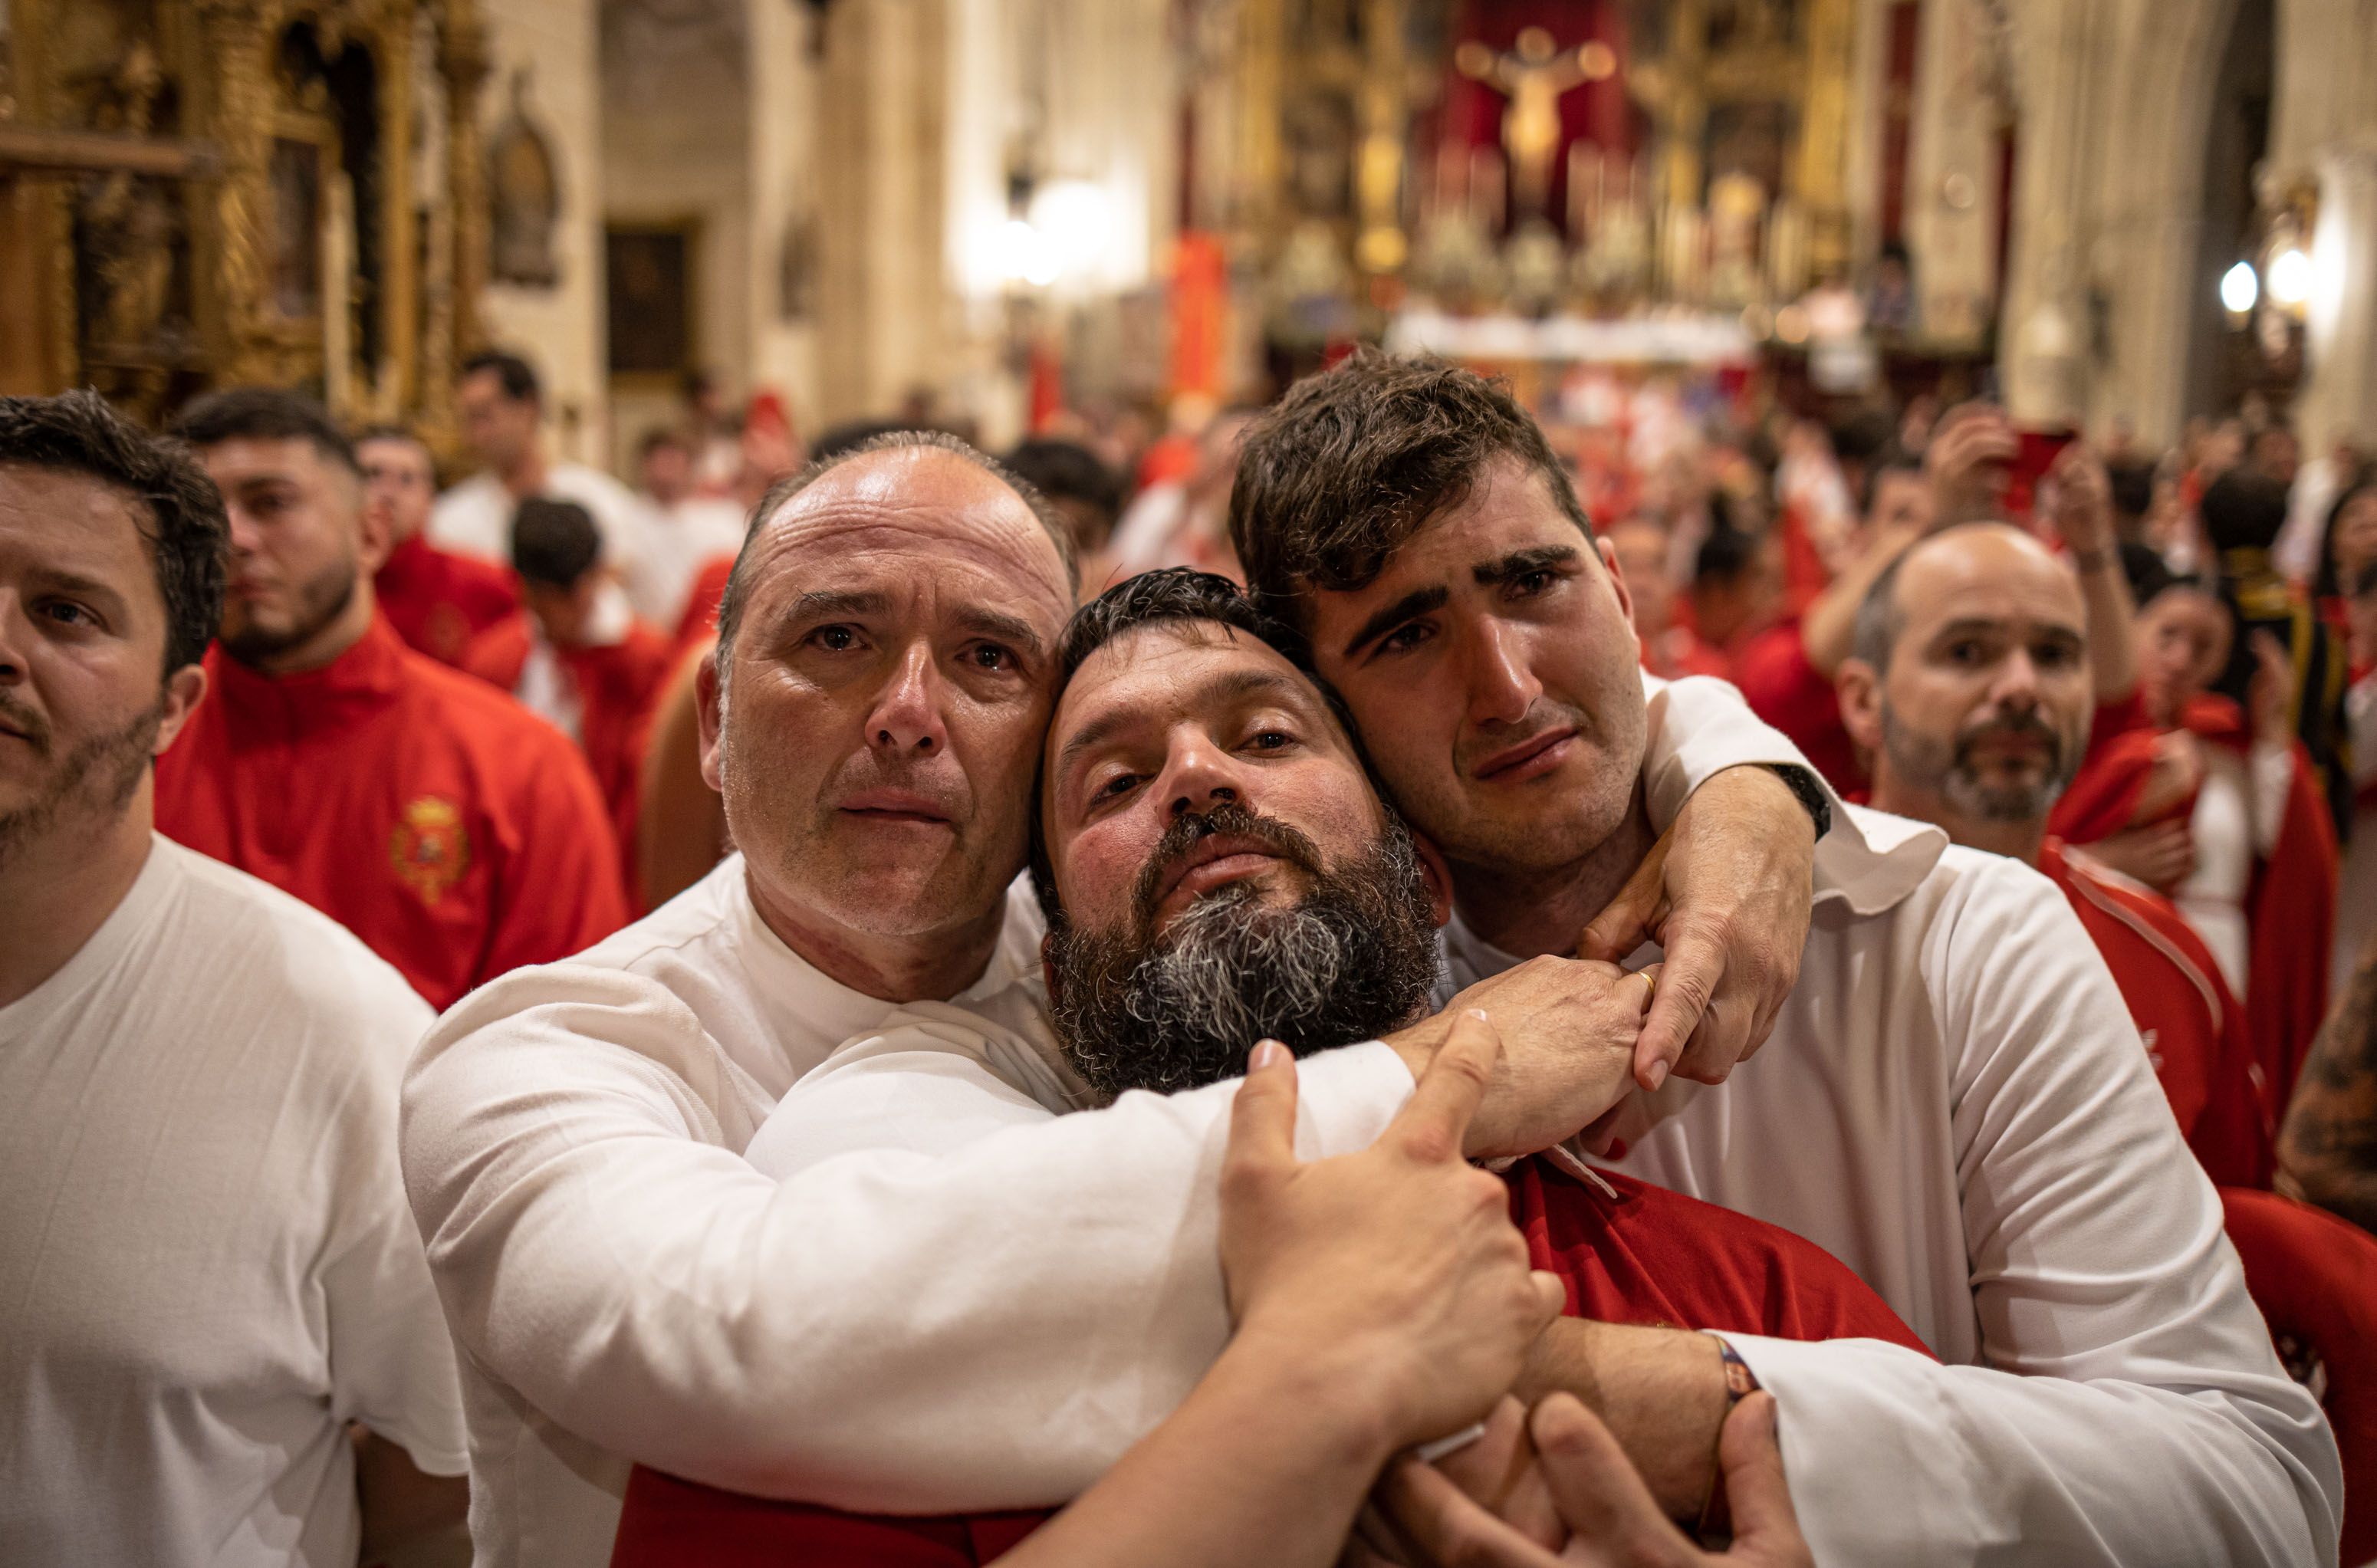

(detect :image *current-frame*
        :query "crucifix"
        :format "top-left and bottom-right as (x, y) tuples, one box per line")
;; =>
(1454, 26), (1615, 222)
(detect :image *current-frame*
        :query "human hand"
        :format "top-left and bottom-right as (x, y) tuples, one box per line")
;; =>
(2084, 820), (2197, 892)
(2247, 630), (2295, 745)
(1376, 1392), (1810, 1567)
(1221, 1016), (1566, 1458)
(1386, 959), (1655, 1160)
(2047, 443), (2115, 556)
(1580, 767), (1815, 1090)
(1925, 404), (2017, 526)
(2132, 730), (2206, 820)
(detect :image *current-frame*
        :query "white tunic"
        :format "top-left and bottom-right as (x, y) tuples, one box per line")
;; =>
(1440, 807), (2338, 1566)
(0, 837), (467, 1568)
(399, 673), (1787, 1566)
(428, 463), (653, 580)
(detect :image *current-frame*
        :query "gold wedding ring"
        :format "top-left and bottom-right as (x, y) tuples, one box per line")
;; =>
(1632, 969), (1658, 1007)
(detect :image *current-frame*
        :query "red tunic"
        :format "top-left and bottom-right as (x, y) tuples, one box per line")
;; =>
(1734, 620), (1864, 794)
(2218, 1188), (2377, 1566)
(2040, 840), (2273, 1186)
(459, 616), (678, 863)
(154, 613), (631, 1009)
(606, 1159), (1928, 1568)
(374, 531), (524, 667)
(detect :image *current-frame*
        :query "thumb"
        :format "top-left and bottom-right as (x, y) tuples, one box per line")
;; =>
(1580, 833), (1670, 962)
(1525, 1393), (1672, 1560)
(1715, 1393), (1803, 1548)
(1224, 1040), (1299, 1181)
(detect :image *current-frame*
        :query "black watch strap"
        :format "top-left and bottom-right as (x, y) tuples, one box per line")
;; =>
(1761, 763), (1833, 841)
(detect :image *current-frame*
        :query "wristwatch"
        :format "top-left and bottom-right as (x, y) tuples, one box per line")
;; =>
(1761, 763), (1833, 841)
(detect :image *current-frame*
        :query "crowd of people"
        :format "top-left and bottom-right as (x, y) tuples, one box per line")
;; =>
(2, 339), (2374, 1568)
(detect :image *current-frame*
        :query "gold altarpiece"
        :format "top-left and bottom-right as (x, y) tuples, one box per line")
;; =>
(0, 0), (492, 439)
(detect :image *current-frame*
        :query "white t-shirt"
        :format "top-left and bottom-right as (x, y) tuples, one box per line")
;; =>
(399, 674), (1794, 1567)
(619, 494), (746, 630)
(429, 463), (653, 580)
(0, 837), (467, 1568)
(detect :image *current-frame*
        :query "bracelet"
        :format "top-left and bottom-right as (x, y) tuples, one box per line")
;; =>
(1696, 1338), (1764, 1543)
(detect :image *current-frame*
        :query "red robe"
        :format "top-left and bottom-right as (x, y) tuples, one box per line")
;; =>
(606, 1159), (1928, 1568)
(2053, 695), (2339, 1105)
(1734, 620), (1865, 794)
(460, 616), (677, 863)
(374, 531), (524, 667)
(674, 552), (738, 656)
(2218, 1188), (2377, 1566)
(2040, 840), (2273, 1186)
(155, 613), (631, 1009)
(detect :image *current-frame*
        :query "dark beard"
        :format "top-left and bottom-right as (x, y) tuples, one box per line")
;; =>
(222, 558), (357, 665)
(1046, 802), (1441, 1100)
(1879, 701), (2083, 823)
(0, 699), (163, 873)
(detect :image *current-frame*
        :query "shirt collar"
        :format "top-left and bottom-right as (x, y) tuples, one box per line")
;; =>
(202, 610), (410, 735)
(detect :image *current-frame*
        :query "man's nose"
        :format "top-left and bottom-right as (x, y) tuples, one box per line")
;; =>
(1159, 732), (1242, 818)
(1991, 649), (2043, 708)
(1464, 617), (1543, 726)
(864, 643), (949, 754)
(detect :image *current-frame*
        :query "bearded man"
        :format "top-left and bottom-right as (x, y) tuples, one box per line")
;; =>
(154, 387), (626, 1008)
(606, 567), (1928, 1566)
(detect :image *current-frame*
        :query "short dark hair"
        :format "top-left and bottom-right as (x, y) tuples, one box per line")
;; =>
(1026, 567), (1363, 926)
(460, 350), (541, 406)
(1859, 454), (1926, 519)
(511, 497), (602, 588)
(639, 426), (691, 462)
(1827, 407), (1899, 468)
(2198, 468), (2290, 554)
(2107, 460), (2157, 522)
(1228, 351), (1593, 630)
(712, 429), (1080, 661)
(1693, 526), (1761, 589)
(2121, 540), (2182, 609)
(1004, 438), (1126, 541)
(0, 390), (228, 676)
(171, 386), (359, 475)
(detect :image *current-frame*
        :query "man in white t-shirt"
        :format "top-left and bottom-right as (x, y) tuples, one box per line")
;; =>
(430, 350), (649, 577)
(0, 392), (468, 1567)
(1219, 354), (2338, 1564)
(403, 429), (1834, 1565)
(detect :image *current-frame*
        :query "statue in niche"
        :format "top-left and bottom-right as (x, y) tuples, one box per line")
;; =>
(1455, 27), (1606, 220)
(1282, 90), (1354, 221)
(778, 210), (817, 323)
(1705, 170), (1767, 309)
(487, 68), (560, 288)
(75, 41), (181, 355)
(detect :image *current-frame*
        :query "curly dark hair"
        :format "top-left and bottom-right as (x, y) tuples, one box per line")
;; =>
(0, 390), (228, 676)
(1228, 350), (1593, 630)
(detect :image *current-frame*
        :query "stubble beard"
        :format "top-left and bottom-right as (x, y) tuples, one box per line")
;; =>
(221, 557), (358, 666)
(0, 701), (164, 876)
(1879, 700), (2082, 824)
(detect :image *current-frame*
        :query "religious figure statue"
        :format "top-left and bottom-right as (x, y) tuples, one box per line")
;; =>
(75, 41), (178, 354)
(488, 69), (561, 289)
(1454, 27), (1609, 221)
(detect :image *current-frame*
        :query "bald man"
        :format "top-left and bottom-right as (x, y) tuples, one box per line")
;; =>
(1836, 523), (2270, 1182)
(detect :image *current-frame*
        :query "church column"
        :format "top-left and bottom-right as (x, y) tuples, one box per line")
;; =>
(2297, 140), (2377, 450)
(441, 11), (493, 366)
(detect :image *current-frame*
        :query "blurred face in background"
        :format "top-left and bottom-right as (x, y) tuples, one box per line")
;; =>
(1608, 519), (1675, 637)
(357, 435), (436, 548)
(2330, 487), (2377, 591)
(641, 439), (695, 507)
(2135, 587), (2233, 726)
(201, 437), (382, 672)
(457, 369), (538, 475)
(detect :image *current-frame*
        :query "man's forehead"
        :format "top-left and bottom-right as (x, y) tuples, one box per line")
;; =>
(201, 434), (326, 482)
(1899, 533), (2083, 633)
(0, 464), (152, 569)
(762, 449), (1065, 589)
(1054, 621), (1322, 747)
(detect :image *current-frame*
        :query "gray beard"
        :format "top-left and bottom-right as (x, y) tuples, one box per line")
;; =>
(1879, 700), (2081, 824)
(1047, 817), (1439, 1100)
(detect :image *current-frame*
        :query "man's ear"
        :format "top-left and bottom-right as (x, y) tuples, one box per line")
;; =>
(154, 663), (209, 755)
(350, 469), (393, 575)
(695, 643), (725, 791)
(1411, 829), (1454, 929)
(1040, 932), (1062, 1008)
(1596, 534), (1637, 630)
(1836, 657), (1885, 751)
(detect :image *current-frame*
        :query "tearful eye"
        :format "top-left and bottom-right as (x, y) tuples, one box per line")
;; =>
(1511, 569), (1556, 596)
(1378, 622), (1433, 655)
(1093, 772), (1139, 801)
